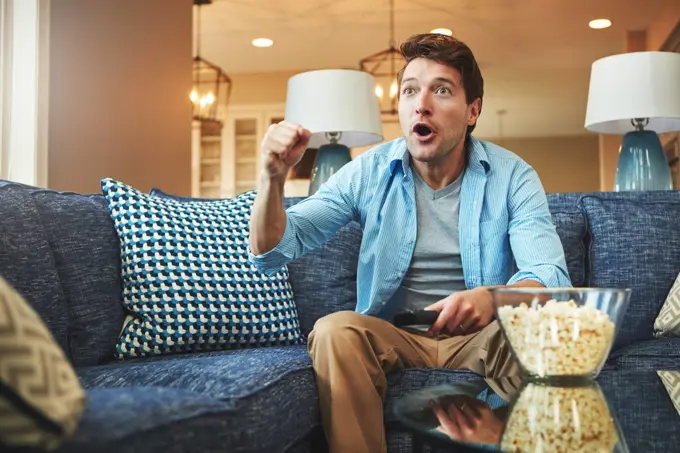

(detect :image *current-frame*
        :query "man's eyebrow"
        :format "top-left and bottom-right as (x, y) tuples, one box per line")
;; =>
(432, 77), (459, 87)
(400, 76), (460, 87)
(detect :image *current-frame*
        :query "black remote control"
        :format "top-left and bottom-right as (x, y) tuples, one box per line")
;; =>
(393, 309), (439, 328)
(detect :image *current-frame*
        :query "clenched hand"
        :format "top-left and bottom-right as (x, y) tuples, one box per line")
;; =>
(260, 121), (312, 180)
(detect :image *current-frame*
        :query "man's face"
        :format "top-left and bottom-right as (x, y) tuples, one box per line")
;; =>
(398, 58), (481, 164)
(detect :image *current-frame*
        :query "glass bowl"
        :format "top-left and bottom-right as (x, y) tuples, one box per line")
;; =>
(491, 287), (631, 382)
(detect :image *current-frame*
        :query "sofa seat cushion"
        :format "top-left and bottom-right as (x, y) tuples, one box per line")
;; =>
(607, 338), (680, 370)
(69, 346), (318, 453)
(56, 387), (237, 453)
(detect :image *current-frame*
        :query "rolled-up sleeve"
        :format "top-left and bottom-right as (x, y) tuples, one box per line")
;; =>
(248, 155), (364, 275)
(506, 164), (572, 288)
(248, 214), (299, 275)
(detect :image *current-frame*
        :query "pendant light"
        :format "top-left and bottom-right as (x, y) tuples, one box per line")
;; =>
(359, 0), (403, 115)
(190, 0), (232, 126)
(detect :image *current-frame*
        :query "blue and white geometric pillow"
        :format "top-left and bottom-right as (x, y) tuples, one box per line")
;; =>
(101, 178), (303, 358)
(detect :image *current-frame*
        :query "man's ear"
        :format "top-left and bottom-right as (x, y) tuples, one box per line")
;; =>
(467, 98), (482, 126)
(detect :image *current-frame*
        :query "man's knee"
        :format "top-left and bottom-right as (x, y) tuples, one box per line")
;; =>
(308, 310), (381, 352)
(310, 311), (367, 339)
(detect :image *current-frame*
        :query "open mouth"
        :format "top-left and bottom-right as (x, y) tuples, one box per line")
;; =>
(412, 123), (435, 140)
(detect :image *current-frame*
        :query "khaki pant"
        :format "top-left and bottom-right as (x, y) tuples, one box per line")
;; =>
(307, 311), (519, 453)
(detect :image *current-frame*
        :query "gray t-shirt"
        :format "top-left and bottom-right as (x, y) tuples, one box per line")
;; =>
(388, 167), (467, 323)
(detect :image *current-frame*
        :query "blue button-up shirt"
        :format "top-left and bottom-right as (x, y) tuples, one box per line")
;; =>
(249, 136), (571, 317)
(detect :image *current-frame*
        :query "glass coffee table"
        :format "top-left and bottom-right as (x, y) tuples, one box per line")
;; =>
(393, 370), (680, 453)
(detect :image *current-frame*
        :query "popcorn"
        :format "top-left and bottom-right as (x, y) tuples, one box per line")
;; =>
(501, 384), (618, 453)
(497, 299), (615, 377)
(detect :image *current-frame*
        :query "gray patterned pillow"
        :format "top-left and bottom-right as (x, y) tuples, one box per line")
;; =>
(0, 276), (86, 449)
(657, 371), (680, 415)
(655, 272), (680, 337)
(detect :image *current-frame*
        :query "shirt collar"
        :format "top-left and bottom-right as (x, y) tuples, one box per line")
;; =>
(388, 136), (490, 175)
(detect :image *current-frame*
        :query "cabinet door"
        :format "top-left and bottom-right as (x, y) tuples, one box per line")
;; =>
(222, 105), (289, 198)
(191, 119), (224, 199)
(223, 114), (264, 198)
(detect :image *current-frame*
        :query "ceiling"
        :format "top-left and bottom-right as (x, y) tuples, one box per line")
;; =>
(197, 0), (678, 138)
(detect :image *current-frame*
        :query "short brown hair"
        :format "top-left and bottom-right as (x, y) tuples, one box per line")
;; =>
(397, 33), (484, 137)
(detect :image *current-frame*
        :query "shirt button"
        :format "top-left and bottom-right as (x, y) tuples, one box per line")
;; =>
(397, 272), (404, 278)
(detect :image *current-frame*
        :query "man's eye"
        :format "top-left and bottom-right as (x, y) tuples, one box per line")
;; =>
(436, 86), (451, 95)
(402, 87), (415, 95)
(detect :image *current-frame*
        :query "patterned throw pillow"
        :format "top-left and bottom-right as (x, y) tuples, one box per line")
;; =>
(655, 272), (680, 337)
(657, 371), (680, 416)
(101, 179), (303, 358)
(0, 276), (86, 449)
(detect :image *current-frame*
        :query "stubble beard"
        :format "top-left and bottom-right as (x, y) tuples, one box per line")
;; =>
(409, 133), (463, 166)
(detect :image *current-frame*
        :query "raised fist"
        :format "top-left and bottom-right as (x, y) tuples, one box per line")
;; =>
(260, 121), (312, 180)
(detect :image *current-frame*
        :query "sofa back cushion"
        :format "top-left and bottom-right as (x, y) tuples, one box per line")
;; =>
(546, 193), (587, 287)
(283, 197), (362, 337)
(30, 190), (125, 366)
(581, 192), (680, 350)
(0, 183), (70, 356)
(0, 181), (126, 366)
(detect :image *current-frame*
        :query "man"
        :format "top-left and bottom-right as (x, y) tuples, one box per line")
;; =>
(249, 33), (570, 453)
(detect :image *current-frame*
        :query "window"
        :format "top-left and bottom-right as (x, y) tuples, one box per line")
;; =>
(0, 0), (49, 186)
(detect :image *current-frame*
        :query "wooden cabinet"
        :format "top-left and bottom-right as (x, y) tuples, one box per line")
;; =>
(191, 119), (226, 199)
(192, 103), (344, 199)
(222, 104), (287, 198)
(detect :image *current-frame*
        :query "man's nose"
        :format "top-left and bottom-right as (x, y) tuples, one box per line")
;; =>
(415, 92), (432, 116)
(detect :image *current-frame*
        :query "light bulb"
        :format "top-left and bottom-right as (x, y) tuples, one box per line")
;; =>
(252, 38), (274, 48)
(589, 19), (611, 29)
(375, 85), (384, 98)
(199, 96), (209, 107)
(205, 92), (215, 105)
(190, 90), (198, 103)
(431, 28), (453, 36)
(390, 80), (398, 98)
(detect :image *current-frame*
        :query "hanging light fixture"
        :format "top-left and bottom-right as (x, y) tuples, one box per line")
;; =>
(359, 0), (403, 115)
(191, 0), (232, 125)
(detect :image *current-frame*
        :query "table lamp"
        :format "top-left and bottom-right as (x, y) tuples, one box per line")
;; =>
(285, 69), (384, 195)
(584, 51), (680, 191)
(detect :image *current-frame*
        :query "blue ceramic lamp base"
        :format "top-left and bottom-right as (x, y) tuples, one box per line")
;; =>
(308, 143), (352, 195)
(614, 130), (673, 191)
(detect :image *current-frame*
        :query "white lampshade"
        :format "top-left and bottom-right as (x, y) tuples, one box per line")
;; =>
(584, 51), (680, 134)
(285, 69), (384, 149)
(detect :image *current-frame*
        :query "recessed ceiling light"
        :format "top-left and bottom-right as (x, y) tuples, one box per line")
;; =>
(252, 38), (274, 48)
(589, 19), (612, 30)
(431, 28), (453, 36)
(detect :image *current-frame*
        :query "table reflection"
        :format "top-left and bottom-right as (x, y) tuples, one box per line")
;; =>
(500, 383), (625, 453)
(395, 376), (633, 453)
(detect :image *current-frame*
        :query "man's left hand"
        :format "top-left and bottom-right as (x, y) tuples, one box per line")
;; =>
(424, 287), (494, 336)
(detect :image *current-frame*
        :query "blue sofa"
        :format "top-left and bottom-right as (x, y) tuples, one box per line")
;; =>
(1, 179), (680, 453)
